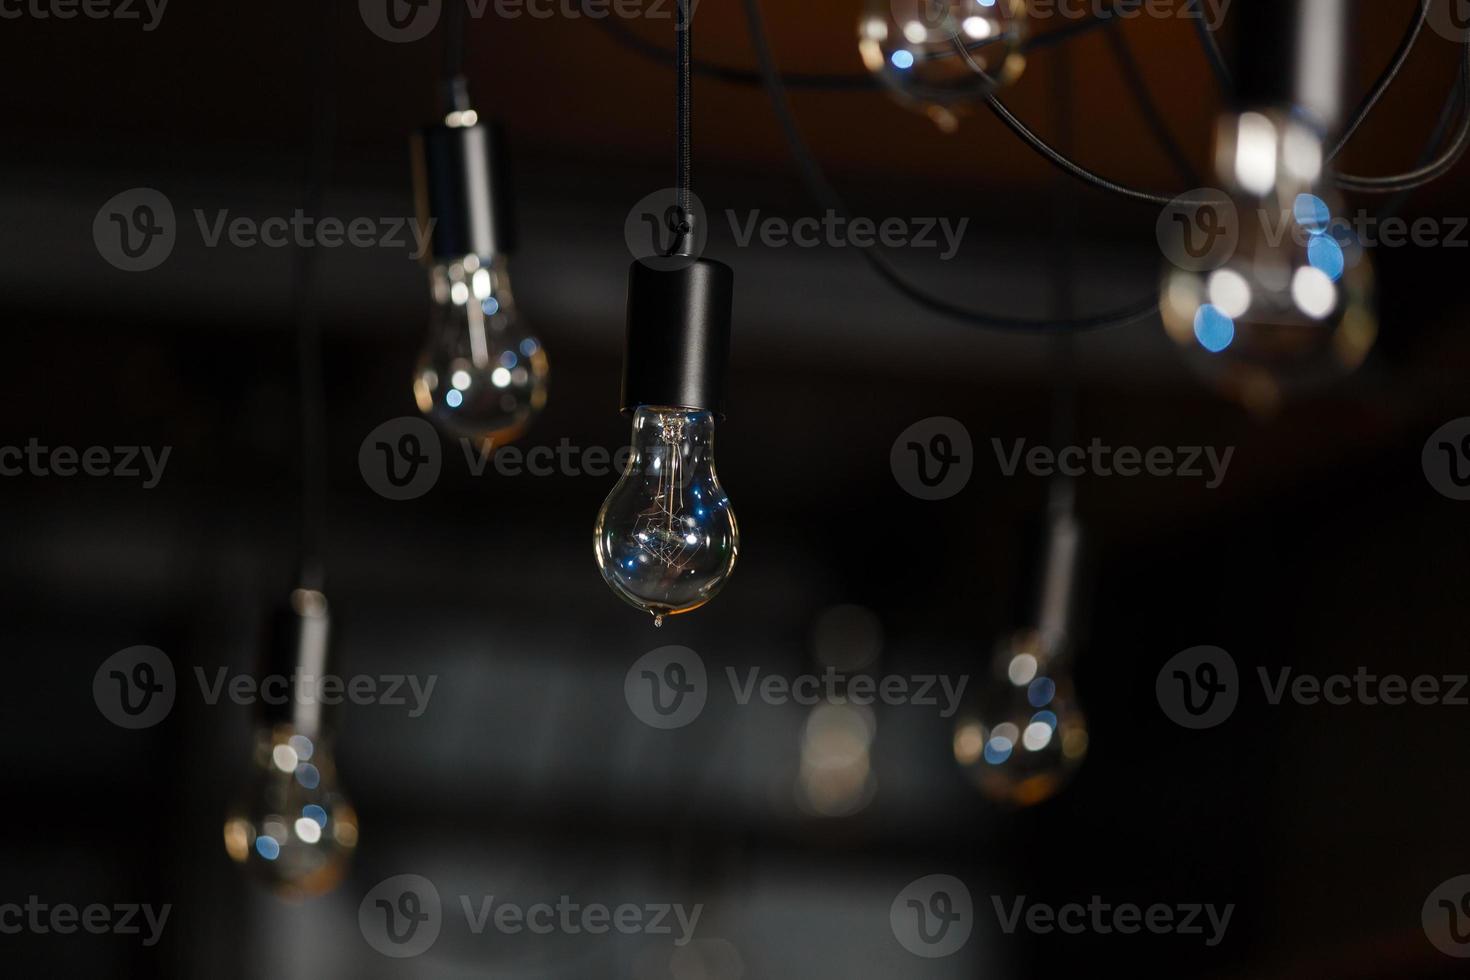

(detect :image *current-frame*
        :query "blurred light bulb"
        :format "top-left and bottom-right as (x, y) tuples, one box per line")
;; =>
(954, 629), (1088, 806)
(224, 589), (357, 900)
(224, 724), (358, 900)
(796, 702), (877, 817)
(1162, 111), (1376, 415)
(858, 0), (1026, 130)
(594, 406), (738, 625)
(414, 254), (548, 446)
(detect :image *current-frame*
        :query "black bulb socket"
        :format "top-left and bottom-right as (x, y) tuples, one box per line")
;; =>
(256, 588), (337, 738)
(621, 257), (734, 417)
(1231, 0), (1348, 130)
(411, 119), (515, 263)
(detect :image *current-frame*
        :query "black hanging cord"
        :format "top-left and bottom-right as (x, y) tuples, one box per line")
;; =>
(593, 7), (1115, 91)
(1380, 63), (1470, 219)
(1335, 38), (1470, 193)
(1327, 0), (1432, 161)
(1191, 16), (1231, 94)
(294, 3), (337, 592)
(443, 0), (470, 112)
(982, 96), (1175, 206)
(672, 0), (693, 255)
(1100, 24), (1200, 186)
(739, 0), (1158, 333)
(1049, 45), (1081, 491)
(596, 4), (1184, 208)
(599, 1), (1466, 205)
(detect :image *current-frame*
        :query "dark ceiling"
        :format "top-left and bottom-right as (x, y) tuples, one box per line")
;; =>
(5, 1), (1465, 199)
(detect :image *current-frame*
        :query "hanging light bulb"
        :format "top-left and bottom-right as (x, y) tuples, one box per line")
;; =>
(595, 260), (738, 625)
(1160, 110), (1376, 414)
(411, 96), (547, 447)
(954, 629), (1088, 806)
(597, 3), (738, 624)
(224, 589), (358, 900)
(595, 405), (738, 625)
(413, 251), (548, 447)
(858, 0), (1027, 130)
(1161, 0), (1375, 414)
(953, 506), (1088, 805)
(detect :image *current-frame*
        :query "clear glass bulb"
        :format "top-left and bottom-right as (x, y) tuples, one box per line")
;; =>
(223, 724), (358, 900)
(858, 0), (1027, 130)
(953, 629), (1088, 806)
(594, 406), (738, 625)
(414, 254), (549, 447)
(1161, 112), (1377, 415)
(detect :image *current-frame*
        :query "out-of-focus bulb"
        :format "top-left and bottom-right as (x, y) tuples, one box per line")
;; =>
(224, 588), (356, 900)
(594, 406), (738, 625)
(223, 724), (358, 900)
(953, 628), (1088, 806)
(414, 253), (548, 447)
(858, 0), (1026, 130)
(796, 703), (877, 817)
(1161, 111), (1377, 414)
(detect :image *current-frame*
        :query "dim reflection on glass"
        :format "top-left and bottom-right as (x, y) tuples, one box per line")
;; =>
(797, 703), (877, 817)
(858, 0), (1026, 130)
(954, 629), (1087, 806)
(594, 407), (738, 626)
(414, 254), (548, 447)
(1162, 112), (1377, 415)
(223, 725), (358, 900)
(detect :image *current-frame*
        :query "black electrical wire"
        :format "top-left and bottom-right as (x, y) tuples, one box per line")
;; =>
(982, 96), (1176, 206)
(1328, 0), (1432, 162)
(1189, 0), (1435, 166)
(1101, 24), (1200, 185)
(293, 3), (337, 592)
(1191, 15), (1230, 93)
(445, 0), (465, 82)
(739, 0), (1158, 333)
(592, 7), (1119, 92)
(595, 7), (1180, 208)
(674, 0), (693, 253)
(602, 2), (1466, 206)
(1380, 61), (1469, 219)
(1049, 47), (1082, 478)
(1335, 38), (1470, 193)
(595, 13), (874, 90)
(442, 0), (470, 112)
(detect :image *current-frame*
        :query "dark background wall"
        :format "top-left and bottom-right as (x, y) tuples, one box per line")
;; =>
(2, 1), (1469, 977)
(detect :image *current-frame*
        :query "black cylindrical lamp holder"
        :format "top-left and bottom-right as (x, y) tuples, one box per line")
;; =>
(411, 119), (515, 263)
(1035, 510), (1086, 660)
(256, 588), (337, 740)
(1231, 0), (1349, 131)
(621, 258), (734, 417)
